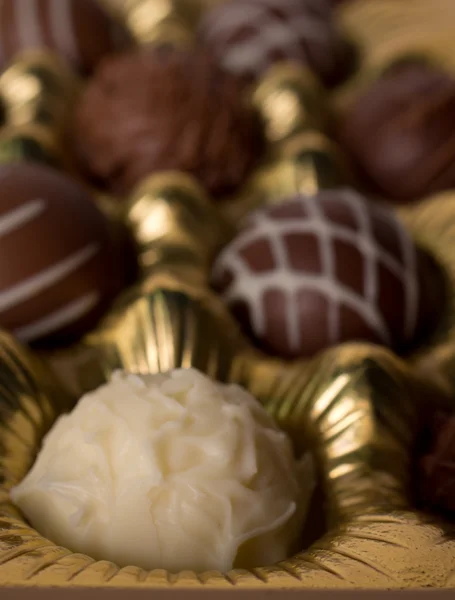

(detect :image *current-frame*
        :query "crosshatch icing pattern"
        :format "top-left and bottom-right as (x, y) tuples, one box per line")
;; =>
(212, 190), (422, 358)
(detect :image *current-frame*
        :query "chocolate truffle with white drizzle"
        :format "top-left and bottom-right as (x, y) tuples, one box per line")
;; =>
(0, 163), (125, 347)
(197, 0), (355, 87)
(212, 190), (445, 359)
(0, 0), (130, 75)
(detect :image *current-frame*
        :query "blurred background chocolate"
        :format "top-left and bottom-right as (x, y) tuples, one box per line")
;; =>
(339, 62), (455, 203)
(197, 0), (357, 88)
(212, 189), (445, 360)
(72, 47), (265, 199)
(0, 163), (127, 348)
(0, 0), (131, 76)
(417, 411), (455, 518)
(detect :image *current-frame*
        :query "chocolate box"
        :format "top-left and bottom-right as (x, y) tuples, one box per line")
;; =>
(0, 0), (455, 593)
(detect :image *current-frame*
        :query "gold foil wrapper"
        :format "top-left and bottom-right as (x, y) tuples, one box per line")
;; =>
(0, 173), (453, 588)
(221, 132), (348, 226)
(399, 192), (455, 399)
(251, 63), (328, 149)
(0, 50), (80, 134)
(0, 123), (64, 170)
(124, 172), (232, 285)
(114, 0), (195, 48)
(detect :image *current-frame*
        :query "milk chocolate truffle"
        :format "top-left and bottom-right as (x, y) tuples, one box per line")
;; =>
(197, 0), (355, 88)
(340, 63), (455, 202)
(212, 189), (444, 359)
(0, 0), (131, 75)
(418, 412), (455, 516)
(73, 48), (264, 198)
(0, 163), (125, 347)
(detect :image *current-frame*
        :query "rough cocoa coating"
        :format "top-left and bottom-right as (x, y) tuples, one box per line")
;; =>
(73, 47), (265, 199)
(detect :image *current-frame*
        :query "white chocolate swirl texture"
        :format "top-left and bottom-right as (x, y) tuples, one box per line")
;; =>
(11, 369), (313, 573)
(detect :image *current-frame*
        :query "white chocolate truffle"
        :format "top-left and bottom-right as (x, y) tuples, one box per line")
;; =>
(11, 369), (313, 573)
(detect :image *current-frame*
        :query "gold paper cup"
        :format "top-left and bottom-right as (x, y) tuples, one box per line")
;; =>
(0, 122), (67, 170)
(0, 171), (453, 589)
(0, 50), (80, 133)
(221, 132), (348, 227)
(399, 192), (455, 398)
(251, 63), (328, 148)
(114, 0), (195, 47)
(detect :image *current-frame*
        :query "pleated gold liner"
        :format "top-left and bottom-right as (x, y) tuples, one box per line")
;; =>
(0, 169), (454, 589)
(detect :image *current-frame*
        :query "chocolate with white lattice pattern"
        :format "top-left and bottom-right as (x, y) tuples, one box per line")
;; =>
(211, 190), (445, 359)
(197, 0), (356, 87)
(0, 0), (131, 75)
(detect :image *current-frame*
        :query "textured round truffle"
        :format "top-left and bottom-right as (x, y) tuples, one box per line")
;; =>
(418, 412), (455, 516)
(212, 189), (444, 359)
(0, 0), (130, 75)
(0, 163), (125, 347)
(197, 0), (355, 88)
(11, 368), (313, 572)
(73, 48), (264, 198)
(340, 63), (455, 202)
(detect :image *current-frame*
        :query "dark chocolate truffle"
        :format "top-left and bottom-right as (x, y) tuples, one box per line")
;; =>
(419, 412), (455, 516)
(73, 47), (264, 199)
(0, 163), (125, 347)
(197, 0), (355, 88)
(212, 189), (444, 359)
(340, 63), (455, 202)
(0, 0), (131, 75)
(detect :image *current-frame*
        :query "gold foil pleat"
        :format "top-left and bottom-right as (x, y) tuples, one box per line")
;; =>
(221, 132), (348, 226)
(111, 0), (195, 47)
(124, 172), (231, 284)
(0, 123), (63, 169)
(399, 192), (455, 399)
(251, 63), (328, 148)
(0, 50), (80, 133)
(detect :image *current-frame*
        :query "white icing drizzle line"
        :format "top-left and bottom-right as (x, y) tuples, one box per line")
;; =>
(48, 0), (79, 65)
(0, 243), (100, 314)
(14, 291), (100, 342)
(0, 199), (47, 239)
(15, 0), (43, 49)
(303, 193), (338, 346)
(254, 211), (301, 351)
(341, 189), (378, 306)
(214, 189), (421, 352)
(201, 0), (331, 76)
